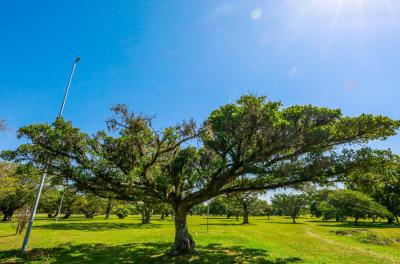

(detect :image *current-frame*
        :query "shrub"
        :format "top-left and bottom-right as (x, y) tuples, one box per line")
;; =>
(356, 232), (393, 245)
(332, 229), (394, 245)
(115, 206), (130, 219)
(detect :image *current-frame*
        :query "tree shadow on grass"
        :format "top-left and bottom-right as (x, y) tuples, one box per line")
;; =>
(263, 221), (304, 225)
(199, 223), (254, 226)
(0, 242), (302, 264)
(35, 222), (163, 232)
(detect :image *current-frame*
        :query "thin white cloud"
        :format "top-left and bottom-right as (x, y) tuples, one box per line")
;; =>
(202, 3), (236, 25)
(251, 8), (262, 20)
(290, 67), (303, 78)
(210, 3), (236, 20)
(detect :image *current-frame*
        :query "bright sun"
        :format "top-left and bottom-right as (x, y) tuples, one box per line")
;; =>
(292, 0), (399, 50)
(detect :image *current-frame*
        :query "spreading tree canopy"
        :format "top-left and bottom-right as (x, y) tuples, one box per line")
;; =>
(2, 95), (399, 255)
(345, 152), (400, 222)
(318, 189), (392, 224)
(272, 193), (307, 223)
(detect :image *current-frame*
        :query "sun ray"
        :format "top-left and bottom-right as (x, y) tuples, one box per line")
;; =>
(357, 0), (364, 35)
(324, 0), (344, 55)
(384, 0), (399, 24)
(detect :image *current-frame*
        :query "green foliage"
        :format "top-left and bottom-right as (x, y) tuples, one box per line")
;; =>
(308, 189), (332, 218)
(77, 194), (107, 218)
(39, 188), (62, 217)
(252, 199), (273, 217)
(346, 158), (400, 221)
(0, 163), (38, 221)
(114, 206), (130, 219)
(190, 204), (207, 216)
(318, 190), (393, 224)
(272, 193), (307, 223)
(208, 197), (228, 216)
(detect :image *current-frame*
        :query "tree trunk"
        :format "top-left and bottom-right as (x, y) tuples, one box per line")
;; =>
(171, 204), (196, 256)
(355, 217), (359, 225)
(235, 214), (239, 221)
(63, 210), (71, 219)
(387, 217), (394, 225)
(292, 216), (296, 224)
(105, 199), (113, 220)
(141, 209), (152, 224)
(242, 205), (249, 224)
(161, 212), (165, 220)
(267, 215), (270, 220)
(2, 209), (13, 221)
(242, 212), (249, 224)
(372, 216), (376, 223)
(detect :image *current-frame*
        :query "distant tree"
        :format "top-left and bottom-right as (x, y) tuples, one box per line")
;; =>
(225, 197), (242, 221)
(252, 199), (273, 220)
(154, 203), (171, 219)
(115, 205), (130, 219)
(319, 190), (392, 225)
(0, 163), (37, 221)
(272, 193), (307, 223)
(264, 203), (273, 220)
(208, 196), (228, 216)
(78, 193), (107, 218)
(3, 95), (400, 255)
(39, 188), (62, 218)
(60, 187), (81, 219)
(308, 189), (331, 218)
(190, 204), (207, 216)
(134, 201), (154, 224)
(228, 192), (259, 224)
(346, 158), (400, 223)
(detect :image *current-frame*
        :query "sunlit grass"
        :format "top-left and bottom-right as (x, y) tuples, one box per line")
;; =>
(0, 215), (399, 263)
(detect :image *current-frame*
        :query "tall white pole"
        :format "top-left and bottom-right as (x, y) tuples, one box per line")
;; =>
(58, 57), (80, 117)
(21, 57), (80, 253)
(55, 192), (65, 223)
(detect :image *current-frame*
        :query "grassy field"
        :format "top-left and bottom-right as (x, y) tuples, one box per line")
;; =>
(0, 215), (399, 264)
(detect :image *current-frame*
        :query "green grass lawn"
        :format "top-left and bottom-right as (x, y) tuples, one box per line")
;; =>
(0, 215), (399, 263)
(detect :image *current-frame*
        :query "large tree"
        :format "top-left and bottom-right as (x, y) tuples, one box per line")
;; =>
(2, 95), (399, 255)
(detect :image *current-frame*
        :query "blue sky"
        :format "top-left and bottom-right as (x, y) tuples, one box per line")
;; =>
(0, 0), (399, 153)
